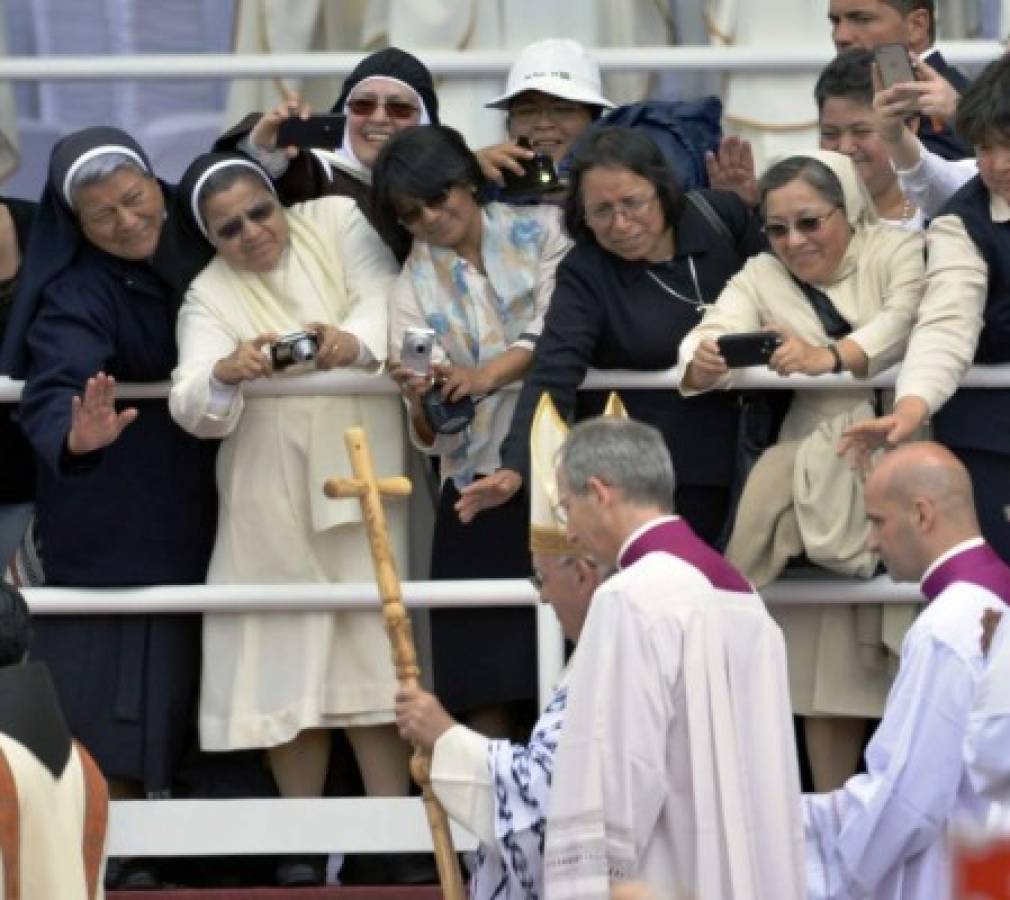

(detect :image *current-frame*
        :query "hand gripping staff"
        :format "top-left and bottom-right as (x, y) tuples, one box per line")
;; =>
(324, 426), (465, 899)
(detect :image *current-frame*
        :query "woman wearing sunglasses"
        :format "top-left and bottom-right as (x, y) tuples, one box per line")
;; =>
(169, 153), (410, 886)
(372, 125), (571, 739)
(679, 149), (926, 792)
(219, 47), (438, 262)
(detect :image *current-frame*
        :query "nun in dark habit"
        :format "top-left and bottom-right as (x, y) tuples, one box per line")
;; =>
(0, 126), (218, 807)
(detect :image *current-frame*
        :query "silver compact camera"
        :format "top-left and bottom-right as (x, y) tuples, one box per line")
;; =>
(271, 330), (320, 371)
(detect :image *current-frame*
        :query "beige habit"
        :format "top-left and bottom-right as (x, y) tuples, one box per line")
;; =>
(677, 150), (926, 717)
(171, 195), (406, 750)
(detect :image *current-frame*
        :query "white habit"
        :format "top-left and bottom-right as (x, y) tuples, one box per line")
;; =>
(543, 516), (806, 900)
(171, 196), (406, 750)
(804, 538), (1010, 899)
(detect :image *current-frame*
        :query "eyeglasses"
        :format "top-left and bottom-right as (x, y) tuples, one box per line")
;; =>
(509, 101), (588, 127)
(213, 200), (278, 241)
(346, 97), (419, 120)
(762, 206), (842, 241)
(585, 191), (657, 228)
(396, 187), (453, 228)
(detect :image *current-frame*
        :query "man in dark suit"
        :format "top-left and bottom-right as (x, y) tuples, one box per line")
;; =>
(828, 0), (972, 159)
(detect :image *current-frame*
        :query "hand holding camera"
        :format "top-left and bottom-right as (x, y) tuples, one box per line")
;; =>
(213, 333), (279, 385)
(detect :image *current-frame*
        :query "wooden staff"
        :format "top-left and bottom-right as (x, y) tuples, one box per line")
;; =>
(325, 426), (465, 900)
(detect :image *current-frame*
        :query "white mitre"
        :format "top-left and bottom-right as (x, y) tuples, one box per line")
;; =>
(528, 391), (627, 555)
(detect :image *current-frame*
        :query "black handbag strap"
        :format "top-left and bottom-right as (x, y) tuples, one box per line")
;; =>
(686, 191), (735, 252)
(789, 274), (852, 340)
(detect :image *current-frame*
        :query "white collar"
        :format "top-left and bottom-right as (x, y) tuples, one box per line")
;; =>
(616, 514), (678, 570)
(919, 536), (986, 589)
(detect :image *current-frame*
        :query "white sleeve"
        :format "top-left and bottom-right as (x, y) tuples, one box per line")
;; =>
(169, 291), (245, 438)
(895, 144), (977, 220)
(895, 214), (988, 414)
(803, 638), (976, 897)
(845, 230), (926, 374)
(431, 724), (496, 846)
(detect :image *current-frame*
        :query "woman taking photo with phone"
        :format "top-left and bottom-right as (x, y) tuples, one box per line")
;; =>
(678, 149), (926, 792)
(373, 124), (570, 738)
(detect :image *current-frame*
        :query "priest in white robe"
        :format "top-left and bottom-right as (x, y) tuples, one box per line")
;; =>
(966, 610), (1010, 805)
(394, 393), (621, 898)
(804, 442), (1010, 899)
(542, 415), (806, 900)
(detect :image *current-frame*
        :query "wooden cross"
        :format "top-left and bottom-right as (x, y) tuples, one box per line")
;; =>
(325, 426), (465, 900)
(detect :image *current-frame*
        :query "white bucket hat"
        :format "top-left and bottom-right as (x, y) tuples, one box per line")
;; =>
(486, 38), (614, 111)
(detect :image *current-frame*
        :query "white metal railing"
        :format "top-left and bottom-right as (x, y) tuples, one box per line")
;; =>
(0, 42), (1000, 81)
(2, 362), (1010, 403)
(5, 363), (1002, 859)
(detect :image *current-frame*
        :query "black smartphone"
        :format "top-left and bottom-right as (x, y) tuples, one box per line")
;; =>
(717, 331), (783, 368)
(276, 114), (346, 149)
(501, 137), (562, 196)
(874, 43), (916, 89)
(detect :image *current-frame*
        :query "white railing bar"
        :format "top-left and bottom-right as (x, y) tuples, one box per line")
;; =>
(2, 363), (1009, 403)
(0, 42), (997, 81)
(20, 576), (922, 615)
(107, 797), (477, 856)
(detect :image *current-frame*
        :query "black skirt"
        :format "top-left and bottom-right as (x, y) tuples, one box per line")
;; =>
(429, 481), (536, 716)
(31, 612), (200, 794)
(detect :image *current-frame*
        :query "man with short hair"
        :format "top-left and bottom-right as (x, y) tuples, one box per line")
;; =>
(827, 0), (971, 159)
(542, 416), (805, 900)
(0, 581), (108, 898)
(804, 442), (1009, 899)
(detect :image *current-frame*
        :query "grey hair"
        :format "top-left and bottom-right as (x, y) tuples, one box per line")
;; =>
(758, 156), (844, 215)
(558, 416), (674, 511)
(67, 152), (149, 208)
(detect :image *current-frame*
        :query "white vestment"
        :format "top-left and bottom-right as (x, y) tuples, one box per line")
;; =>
(431, 678), (568, 899)
(804, 541), (1009, 900)
(543, 517), (806, 900)
(0, 737), (99, 899)
(966, 613), (1010, 804)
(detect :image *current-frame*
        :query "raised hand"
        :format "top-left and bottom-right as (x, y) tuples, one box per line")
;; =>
(705, 136), (759, 207)
(66, 372), (138, 455)
(250, 90), (312, 158)
(475, 141), (536, 186)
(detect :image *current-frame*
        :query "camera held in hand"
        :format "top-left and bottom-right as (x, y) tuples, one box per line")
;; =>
(271, 330), (319, 372)
(422, 387), (475, 435)
(501, 137), (562, 197)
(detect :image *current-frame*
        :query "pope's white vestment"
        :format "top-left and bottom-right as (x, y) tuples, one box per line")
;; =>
(804, 538), (1010, 899)
(543, 516), (806, 900)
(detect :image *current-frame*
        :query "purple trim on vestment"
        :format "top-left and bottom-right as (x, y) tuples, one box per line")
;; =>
(921, 543), (1010, 605)
(618, 518), (753, 594)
